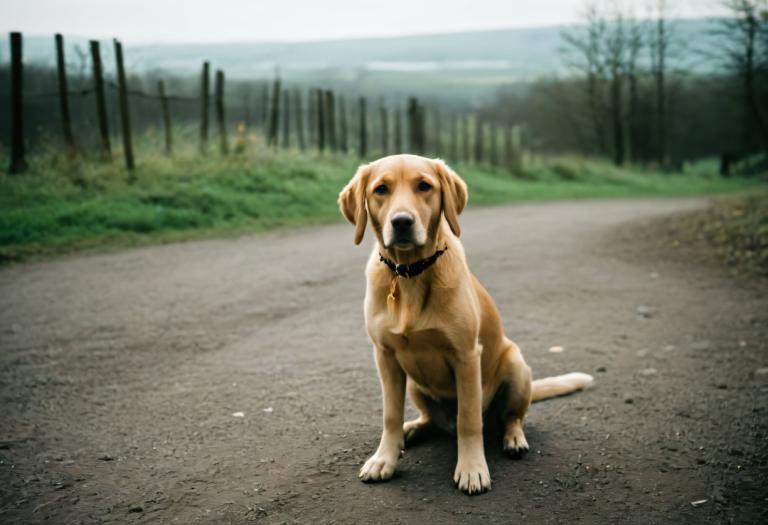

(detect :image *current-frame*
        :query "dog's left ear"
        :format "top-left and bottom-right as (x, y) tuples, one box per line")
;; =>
(338, 163), (372, 245)
(432, 159), (468, 237)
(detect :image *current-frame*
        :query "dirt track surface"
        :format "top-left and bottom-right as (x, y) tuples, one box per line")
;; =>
(1, 198), (767, 524)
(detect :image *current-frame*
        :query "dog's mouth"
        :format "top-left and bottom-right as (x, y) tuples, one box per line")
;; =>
(388, 235), (421, 250)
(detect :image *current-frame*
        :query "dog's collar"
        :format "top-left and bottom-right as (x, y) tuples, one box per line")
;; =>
(379, 246), (447, 278)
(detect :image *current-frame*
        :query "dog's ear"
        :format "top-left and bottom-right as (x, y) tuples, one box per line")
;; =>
(432, 159), (468, 237)
(338, 163), (372, 245)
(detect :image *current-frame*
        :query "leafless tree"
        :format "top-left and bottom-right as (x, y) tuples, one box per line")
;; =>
(605, 9), (628, 165)
(714, 0), (768, 152)
(562, 2), (646, 165)
(625, 14), (644, 161)
(649, 0), (671, 165)
(562, 4), (610, 156)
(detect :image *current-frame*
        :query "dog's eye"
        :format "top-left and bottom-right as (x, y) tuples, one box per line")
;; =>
(417, 181), (432, 192)
(373, 184), (388, 195)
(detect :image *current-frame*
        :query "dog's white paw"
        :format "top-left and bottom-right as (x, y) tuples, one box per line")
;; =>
(453, 460), (491, 495)
(359, 453), (398, 482)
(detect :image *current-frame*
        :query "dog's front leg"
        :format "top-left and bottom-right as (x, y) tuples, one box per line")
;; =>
(359, 345), (405, 482)
(453, 345), (491, 494)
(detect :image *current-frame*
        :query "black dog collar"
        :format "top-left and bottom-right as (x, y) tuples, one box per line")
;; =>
(379, 247), (447, 278)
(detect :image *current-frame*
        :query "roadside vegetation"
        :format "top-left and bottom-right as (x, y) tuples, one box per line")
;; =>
(1, 139), (762, 264)
(656, 192), (768, 279)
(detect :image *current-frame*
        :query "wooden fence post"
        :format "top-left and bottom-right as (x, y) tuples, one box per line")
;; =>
(215, 69), (229, 155)
(379, 100), (389, 156)
(338, 94), (348, 153)
(259, 83), (269, 131)
(325, 90), (337, 152)
(8, 32), (26, 174)
(509, 125), (523, 173)
(282, 88), (291, 148)
(268, 77), (281, 148)
(358, 96), (367, 159)
(474, 115), (483, 164)
(504, 125), (512, 170)
(294, 89), (306, 151)
(394, 107), (403, 153)
(450, 114), (458, 163)
(489, 123), (498, 167)
(408, 97), (427, 155)
(55, 34), (76, 155)
(432, 108), (441, 157)
(200, 61), (210, 151)
(407, 98), (418, 154)
(114, 39), (134, 170)
(242, 88), (252, 129)
(462, 114), (470, 163)
(157, 80), (172, 155)
(317, 89), (325, 152)
(89, 40), (111, 159)
(307, 88), (316, 148)
(419, 104), (427, 154)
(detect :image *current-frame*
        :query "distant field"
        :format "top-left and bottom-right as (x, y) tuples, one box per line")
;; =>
(0, 143), (761, 263)
(6, 19), (715, 79)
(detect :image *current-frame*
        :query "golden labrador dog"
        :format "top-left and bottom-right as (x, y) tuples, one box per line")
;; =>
(338, 154), (593, 495)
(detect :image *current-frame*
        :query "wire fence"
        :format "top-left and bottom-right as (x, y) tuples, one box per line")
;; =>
(4, 31), (528, 175)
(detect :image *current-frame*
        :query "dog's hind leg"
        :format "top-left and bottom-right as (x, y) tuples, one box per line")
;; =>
(499, 341), (533, 458)
(403, 380), (439, 445)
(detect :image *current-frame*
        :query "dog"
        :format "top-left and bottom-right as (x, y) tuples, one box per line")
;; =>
(338, 154), (594, 495)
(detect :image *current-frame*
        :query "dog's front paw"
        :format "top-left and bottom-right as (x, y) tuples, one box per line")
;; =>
(359, 453), (398, 482)
(453, 460), (491, 495)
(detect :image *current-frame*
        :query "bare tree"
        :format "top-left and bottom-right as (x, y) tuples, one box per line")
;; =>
(649, 0), (671, 166)
(624, 14), (645, 163)
(562, 4), (610, 156)
(562, 1), (653, 166)
(715, 0), (768, 153)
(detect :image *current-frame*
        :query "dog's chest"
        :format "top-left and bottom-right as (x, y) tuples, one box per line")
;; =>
(381, 329), (458, 398)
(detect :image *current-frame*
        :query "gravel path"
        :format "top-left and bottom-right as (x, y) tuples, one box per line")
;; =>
(1, 198), (766, 524)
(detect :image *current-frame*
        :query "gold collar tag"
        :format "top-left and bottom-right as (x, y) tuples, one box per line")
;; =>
(387, 277), (398, 308)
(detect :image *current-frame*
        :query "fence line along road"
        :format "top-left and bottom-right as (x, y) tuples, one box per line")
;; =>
(4, 31), (529, 176)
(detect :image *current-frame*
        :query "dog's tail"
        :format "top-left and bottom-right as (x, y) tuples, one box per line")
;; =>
(531, 372), (594, 402)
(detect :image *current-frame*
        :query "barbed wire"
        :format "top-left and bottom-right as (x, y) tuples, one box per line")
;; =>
(26, 87), (95, 99)
(104, 80), (198, 102)
(23, 83), (198, 102)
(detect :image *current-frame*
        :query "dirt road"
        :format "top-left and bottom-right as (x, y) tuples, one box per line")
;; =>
(1, 198), (766, 524)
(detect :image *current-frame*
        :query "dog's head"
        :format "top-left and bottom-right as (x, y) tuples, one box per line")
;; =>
(338, 154), (468, 249)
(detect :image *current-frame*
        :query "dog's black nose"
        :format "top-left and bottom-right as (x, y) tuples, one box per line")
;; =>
(391, 213), (414, 232)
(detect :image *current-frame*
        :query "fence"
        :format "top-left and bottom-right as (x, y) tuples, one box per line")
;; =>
(4, 32), (528, 175)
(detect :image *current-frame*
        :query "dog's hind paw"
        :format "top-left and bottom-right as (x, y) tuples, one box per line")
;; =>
(503, 424), (529, 459)
(403, 418), (432, 446)
(503, 442), (529, 459)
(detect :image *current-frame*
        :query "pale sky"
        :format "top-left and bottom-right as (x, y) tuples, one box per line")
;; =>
(1, 0), (729, 44)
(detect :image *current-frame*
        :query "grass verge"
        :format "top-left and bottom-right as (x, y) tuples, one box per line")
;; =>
(0, 145), (763, 264)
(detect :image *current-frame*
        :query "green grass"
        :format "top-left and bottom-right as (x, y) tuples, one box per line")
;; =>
(0, 139), (764, 264)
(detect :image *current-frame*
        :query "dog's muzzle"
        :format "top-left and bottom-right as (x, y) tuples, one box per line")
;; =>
(390, 212), (415, 245)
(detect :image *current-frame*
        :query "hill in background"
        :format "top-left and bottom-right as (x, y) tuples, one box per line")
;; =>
(5, 18), (716, 80)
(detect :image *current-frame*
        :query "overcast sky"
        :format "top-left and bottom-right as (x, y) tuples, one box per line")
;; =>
(1, 0), (729, 44)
